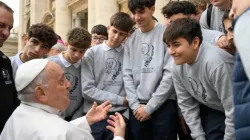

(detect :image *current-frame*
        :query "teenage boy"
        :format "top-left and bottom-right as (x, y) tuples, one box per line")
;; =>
(164, 18), (235, 140)
(200, 0), (231, 32)
(221, 10), (236, 55)
(0, 1), (19, 133)
(48, 27), (91, 121)
(10, 23), (57, 78)
(161, 1), (224, 46)
(124, 0), (178, 140)
(81, 12), (134, 140)
(91, 24), (108, 47)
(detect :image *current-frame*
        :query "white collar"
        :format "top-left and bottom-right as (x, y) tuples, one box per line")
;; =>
(102, 41), (123, 52)
(15, 51), (24, 67)
(21, 101), (60, 114)
(138, 21), (158, 33)
(59, 52), (81, 68)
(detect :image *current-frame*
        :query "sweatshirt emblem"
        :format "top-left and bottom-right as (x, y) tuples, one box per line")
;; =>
(188, 77), (207, 102)
(1, 68), (12, 85)
(142, 43), (154, 67)
(105, 58), (122, 80)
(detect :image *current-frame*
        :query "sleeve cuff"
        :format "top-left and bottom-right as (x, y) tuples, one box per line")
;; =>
(130, 101), (140, 112)
(70, 116), (92, 133)
(144, 105), (154, 115)
(113, 136), (125, 140)
(116, 96), (124, 106)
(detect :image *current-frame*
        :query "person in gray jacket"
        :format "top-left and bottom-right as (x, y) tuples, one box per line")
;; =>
(162, 1), (224, 47)
(81, 12), (134, 140)
(124, 0), (178, 139)
(164, 18), (235, 140)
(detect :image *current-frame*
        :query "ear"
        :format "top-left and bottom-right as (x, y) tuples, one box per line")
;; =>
(23, 35), (28, 45)
(192, 37), (200, 51)
(150, 6), (155, 14)
(107, 26), (111, 32)
(65, 42), (69, 48)
(34, 86), (48, 104)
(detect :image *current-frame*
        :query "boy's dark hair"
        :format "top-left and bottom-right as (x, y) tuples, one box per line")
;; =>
(28, 23), (57, 49)
(222, 10), (231, 33)
(128, 0), (155, 14)
(91, 24), (108, 38)
(0, 1), (14, 13)
(110, 12), (134, 33)
(161, 1), (197, 18)
(67, 27), (91, 49)
(163, 18), (203, 45)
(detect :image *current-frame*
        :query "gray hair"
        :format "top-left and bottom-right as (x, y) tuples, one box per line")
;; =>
(18, 70), (47, 102)
(51, 43), (66, 51)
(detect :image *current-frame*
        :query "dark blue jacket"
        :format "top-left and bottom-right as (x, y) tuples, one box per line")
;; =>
(233, 52), (250, 140)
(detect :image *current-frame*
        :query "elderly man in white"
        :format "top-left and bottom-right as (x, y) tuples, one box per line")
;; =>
(0, 59), (126, 140)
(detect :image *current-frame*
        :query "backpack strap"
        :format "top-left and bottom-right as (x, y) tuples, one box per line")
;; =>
(207, 4), (213, 28)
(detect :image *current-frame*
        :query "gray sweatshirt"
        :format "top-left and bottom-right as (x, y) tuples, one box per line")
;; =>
(123, 22), (176, 115)
(201, 29), (224, 45)
(172, 42), (235, 140)
(48, 53), (83, 119)
(200, 6), (225, 32)
(81, 42), (127, 113)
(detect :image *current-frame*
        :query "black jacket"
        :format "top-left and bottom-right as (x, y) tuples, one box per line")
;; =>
(0, 51), (20, 132)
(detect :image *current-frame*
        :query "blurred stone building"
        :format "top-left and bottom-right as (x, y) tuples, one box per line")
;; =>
(16, 0), (170, 52)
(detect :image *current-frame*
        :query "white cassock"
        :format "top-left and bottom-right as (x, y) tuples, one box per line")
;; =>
(0, 102), (124, 140)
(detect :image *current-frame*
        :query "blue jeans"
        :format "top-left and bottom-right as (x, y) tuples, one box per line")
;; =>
(129, 99), (179, 140)
(199, 104), (225, 140)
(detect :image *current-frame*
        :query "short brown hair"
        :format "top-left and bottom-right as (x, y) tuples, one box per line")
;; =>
(189, 0), (210, 11)
(163, 18), (203, 45)
(0, 1), (14, 13)
(66, 27), (91, 49)
(28, 23), (57, 49)
(110, 12), (134, 33)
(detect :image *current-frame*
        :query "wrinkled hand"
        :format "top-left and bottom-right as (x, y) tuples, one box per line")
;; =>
(134, 104), (151, 122)
(86, 101), (112, 125)
(106, 112), (126, 138)
(180, 116), (188, 135)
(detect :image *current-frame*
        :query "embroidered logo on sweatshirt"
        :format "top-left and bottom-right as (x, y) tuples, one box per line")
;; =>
(65, 73), (78, 96)
(142, 43), (154, 67)
(105, 58), (122, 80)
(1, 68), (12, 85)
(188, 77), (207, 102)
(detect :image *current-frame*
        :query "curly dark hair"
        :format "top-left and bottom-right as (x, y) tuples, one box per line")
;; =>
(91, 24), (108, 38)
(28, 23), (57, 49)
(161, 1), (197, 18)
(128, 0), (155, 14)
(110, 12), (134, 33)
(66, 27), (91, 49)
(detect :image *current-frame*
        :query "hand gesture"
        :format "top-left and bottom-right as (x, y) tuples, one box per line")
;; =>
(86, 100), (112, 125)
(106, 112), (126, 138)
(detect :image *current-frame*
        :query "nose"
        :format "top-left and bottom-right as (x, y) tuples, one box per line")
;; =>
(227, 32), (233, 41)
(168, 46), (175, 55)
(65, 78), (71, 89)
(134, 13), (141, 21)
(229, 9), (235, 19)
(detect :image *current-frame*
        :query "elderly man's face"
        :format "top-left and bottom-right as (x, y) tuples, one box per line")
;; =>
(42, 62), (71, 111)
(0, 7), (13, 47)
